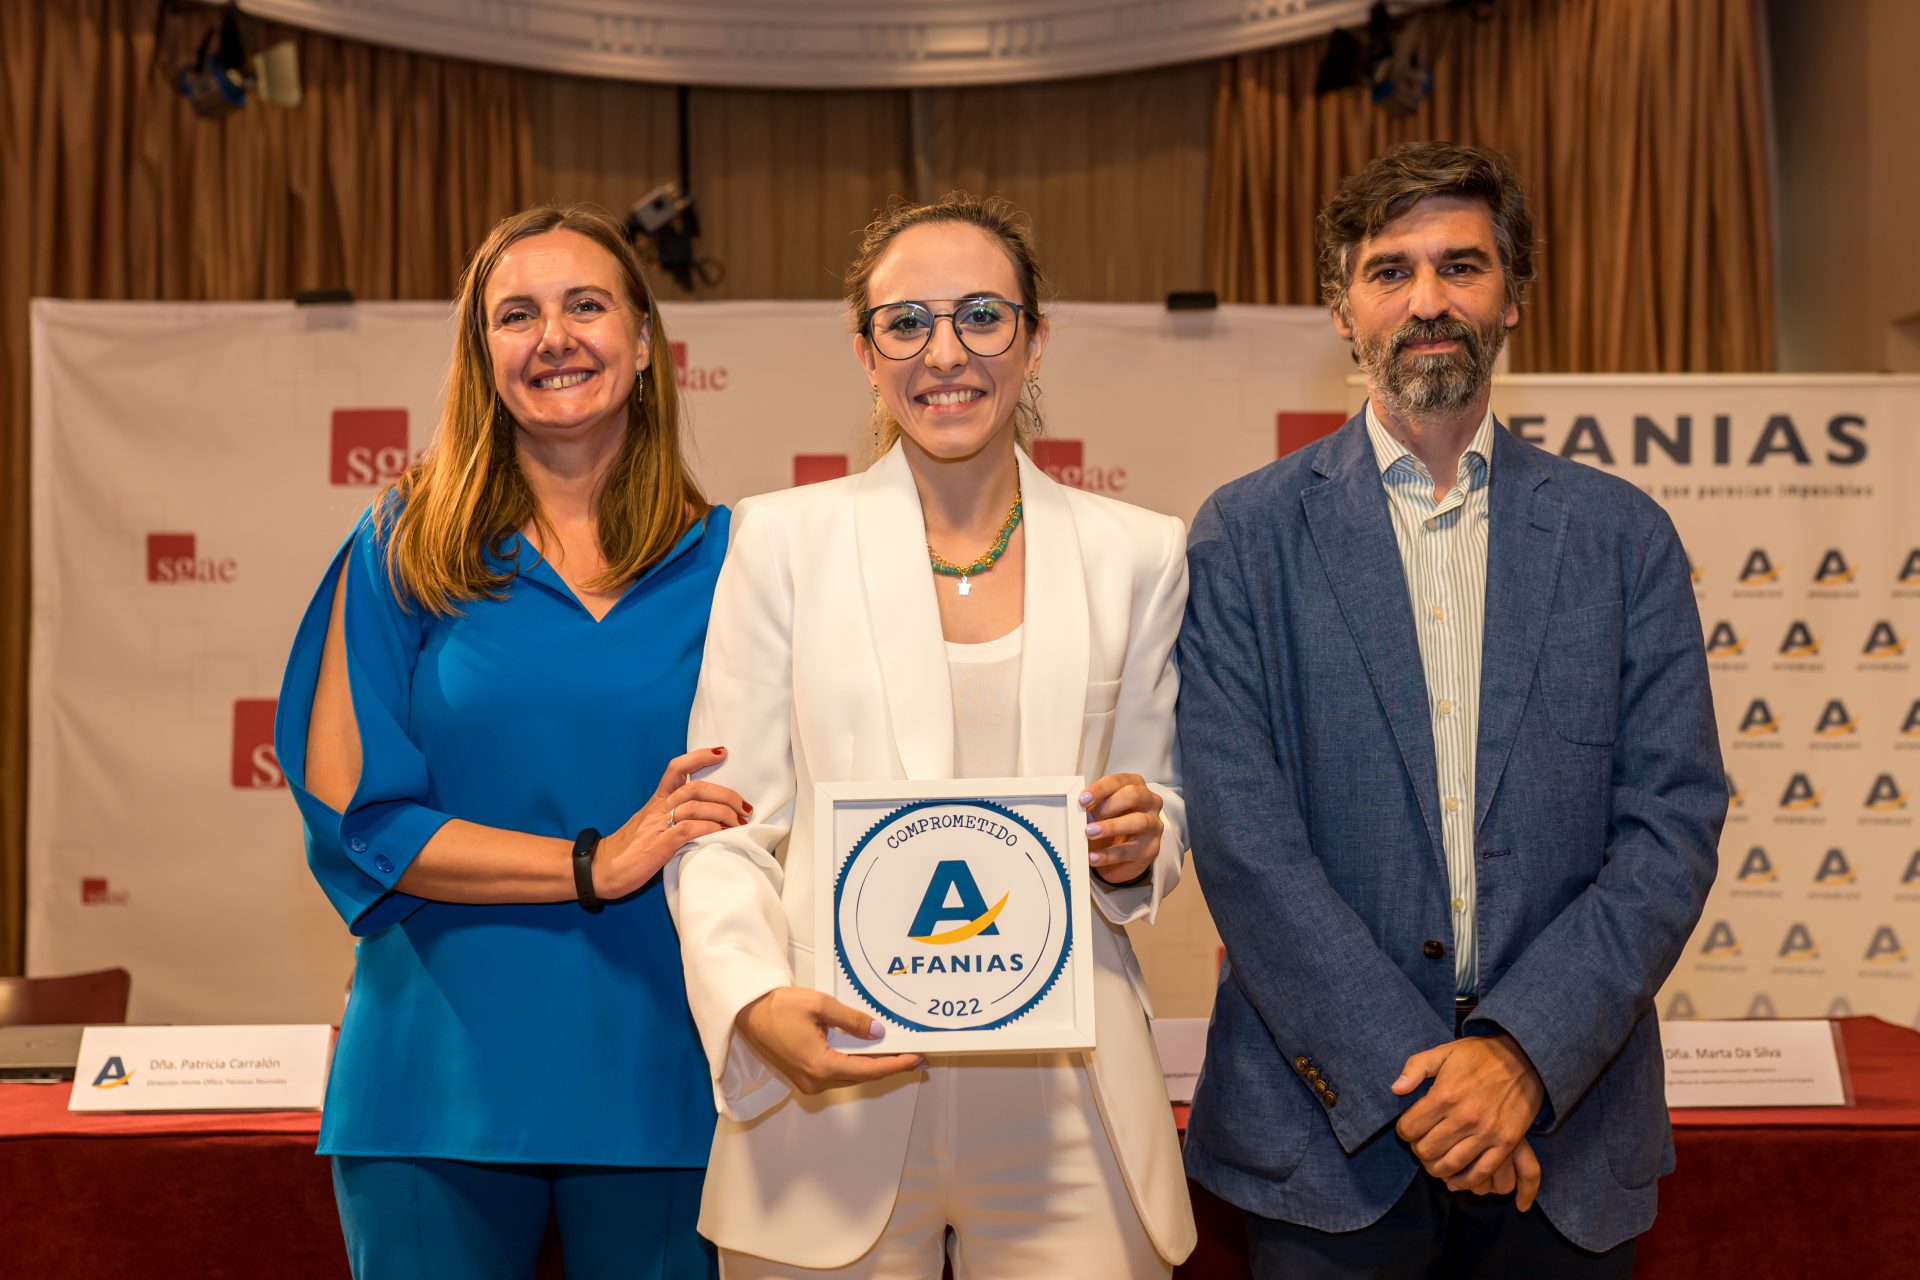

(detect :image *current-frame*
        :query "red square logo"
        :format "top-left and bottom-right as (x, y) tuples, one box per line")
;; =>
(231, 699), (285, 789)
(793, 454), (848, 486)
(670, 342), (688, 368)
(146, 532), (196, 582)
(330, 408), (409, 486)
(81, 878), (111, 904)
(1276, 412), (1348, 457)
(1031, 439), (1084, 485)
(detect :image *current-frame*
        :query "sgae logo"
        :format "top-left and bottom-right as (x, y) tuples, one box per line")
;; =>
(1664, 991), (1696, 1019)
(232, 699), (285, 789)
(1900, 549), (1920, 585)
(1032, 439), (1127, 493)
(1814, 848), (1855, 884)
(330, 408), (410, 486)
(1746, 992), (1777, 1018)
(1865, 926), (1908, 965)
(147, 533), (235, 584)
(1738, 549), (1778, 585)
(1778, 621), (1820, 658)
(793, 454), (849, 486)
(1736, 699), (1778, 736)
(669, 341), (730, 392)
(1705, 622), (1744, 658)
(80, 877), (127, 905)
(92, 1056), (134, 1089)
(1814, 700), (1856, 737)
(1276, 411), (1349, 457)
(1812, 549), (1854, 584)
(1779, 773), (1821, 811)
(1865, 774), (1908, 811)
(1903, 850), (1920, 886)
(1904, 701), (1920, 739)
(1778, 923), (1820, 961)
(1863, 621), (1905, 657)
(1735, 846), (1776, 882)
(1700, 920), (1741, 956)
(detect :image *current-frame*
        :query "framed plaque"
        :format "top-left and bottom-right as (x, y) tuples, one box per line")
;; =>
(813, 777), (1095, 1054)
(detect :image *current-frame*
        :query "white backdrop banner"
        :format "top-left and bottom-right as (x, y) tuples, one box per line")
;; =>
(27, 299), (1360, 1024)
(29, 301), (1920, 1029)
(1493, 377), (1920, 1027)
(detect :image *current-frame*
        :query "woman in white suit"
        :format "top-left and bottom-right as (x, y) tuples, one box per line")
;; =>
(666, 193), (1197, 1278)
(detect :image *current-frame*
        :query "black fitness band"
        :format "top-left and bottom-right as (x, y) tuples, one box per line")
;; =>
(572, 827), (604, 914)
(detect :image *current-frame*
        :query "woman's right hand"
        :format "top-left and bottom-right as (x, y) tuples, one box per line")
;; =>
(594, 746), (750, 900)
(735, 987), (925, 1095)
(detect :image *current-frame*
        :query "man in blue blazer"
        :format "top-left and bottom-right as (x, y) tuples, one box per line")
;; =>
(1177, 141), (1726, 1276)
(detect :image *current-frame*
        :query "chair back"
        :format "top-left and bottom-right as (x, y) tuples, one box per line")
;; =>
(0, 968), (132, 1026)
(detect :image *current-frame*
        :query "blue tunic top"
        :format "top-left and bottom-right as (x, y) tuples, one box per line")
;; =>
(275, 504), (729, 1165)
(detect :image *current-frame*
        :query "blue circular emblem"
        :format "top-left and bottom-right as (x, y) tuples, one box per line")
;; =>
(834, 799), (1073, 1033)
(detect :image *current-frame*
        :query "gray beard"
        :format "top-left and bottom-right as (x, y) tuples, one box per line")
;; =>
(1354, 315), (1506, 416)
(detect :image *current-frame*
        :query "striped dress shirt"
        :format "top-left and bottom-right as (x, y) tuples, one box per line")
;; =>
(1364, 403), (1494, 996)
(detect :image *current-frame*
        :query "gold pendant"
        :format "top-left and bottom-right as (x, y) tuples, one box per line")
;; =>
(957, 575), (972, 597)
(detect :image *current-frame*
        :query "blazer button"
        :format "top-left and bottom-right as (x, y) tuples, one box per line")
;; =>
(1293, 1056), (1311, 1075)
(1422, 939), (1446, 959)
(1306, 1068), (1322, 1082)
(1323, 1091), (1339, 1107)
(373, 855), (394, 875)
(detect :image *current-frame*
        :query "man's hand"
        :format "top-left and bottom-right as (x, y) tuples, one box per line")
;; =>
(1390, 1033), (1546, 1193)
(734, 987), (924, 1096)
(1455, 1137), (1541, 1211)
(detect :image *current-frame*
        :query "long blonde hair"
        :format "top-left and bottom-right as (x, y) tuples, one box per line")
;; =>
(378, 204), (706, 615)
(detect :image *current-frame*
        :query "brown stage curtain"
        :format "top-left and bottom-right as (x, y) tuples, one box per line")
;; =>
(528, 61), (1213, 307)
(1207, 0), (1775, 372)
(0, 0), (534, 973)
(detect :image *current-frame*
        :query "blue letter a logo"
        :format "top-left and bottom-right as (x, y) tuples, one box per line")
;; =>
(92, 1055), (132, 1089)
(908, 860), (1005, 944)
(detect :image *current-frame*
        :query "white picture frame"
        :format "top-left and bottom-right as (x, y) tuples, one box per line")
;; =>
(813, 777), (1096, 1054)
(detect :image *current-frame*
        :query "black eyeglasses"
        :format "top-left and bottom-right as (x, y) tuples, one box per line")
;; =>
(861, 297), (1025, 360)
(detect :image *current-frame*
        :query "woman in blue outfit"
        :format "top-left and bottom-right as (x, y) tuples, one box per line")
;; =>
(275, 204), (747, 1279)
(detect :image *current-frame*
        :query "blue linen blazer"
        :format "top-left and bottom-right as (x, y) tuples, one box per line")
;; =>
(1176, 413), (1726, 1252)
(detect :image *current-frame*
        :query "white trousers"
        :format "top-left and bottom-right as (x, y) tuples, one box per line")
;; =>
(719, 1052), (1169, 1280)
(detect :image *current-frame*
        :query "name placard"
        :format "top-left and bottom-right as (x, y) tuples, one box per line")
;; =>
(68, 1025), (334, 1112)
(1662, 1019), (1850, 1108)
(815, 777), (1095, 1055)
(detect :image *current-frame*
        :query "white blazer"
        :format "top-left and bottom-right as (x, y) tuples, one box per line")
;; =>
(667, 444), (1198, 1269)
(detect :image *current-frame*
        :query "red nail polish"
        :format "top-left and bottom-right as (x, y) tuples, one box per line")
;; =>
(743, 801), (754, 813)
(714, 746), (727, 756)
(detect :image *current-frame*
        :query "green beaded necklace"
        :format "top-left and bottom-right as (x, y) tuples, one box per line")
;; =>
(928, 487), (1023, 597)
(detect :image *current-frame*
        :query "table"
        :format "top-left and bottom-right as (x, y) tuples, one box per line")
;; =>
(1173, 1016), (1920, 1280)
(5, 1018), (1915, 1277)
(0, 1090), (560, 1278)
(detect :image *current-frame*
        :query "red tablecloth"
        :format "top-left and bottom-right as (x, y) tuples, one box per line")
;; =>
(0, 1086), (343, 1278)
(5, 1018), (1915, 1278)
(1174, 1017), (1920, 1280)
(0, 1088), (561, 1278)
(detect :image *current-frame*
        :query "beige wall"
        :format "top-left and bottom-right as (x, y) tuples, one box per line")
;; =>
(1770, 0), (1920, 371)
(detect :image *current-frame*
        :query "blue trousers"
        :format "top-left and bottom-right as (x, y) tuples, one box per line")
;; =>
(332, 1157), (716, 1280)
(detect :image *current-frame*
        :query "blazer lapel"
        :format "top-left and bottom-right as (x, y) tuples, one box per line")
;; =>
(856, 445), (955, 780)
(1014, 448), (1090, 774)
(1300, 416), (1445, 865)
(1474, 424), (1567, 827)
